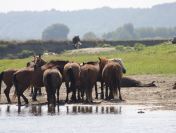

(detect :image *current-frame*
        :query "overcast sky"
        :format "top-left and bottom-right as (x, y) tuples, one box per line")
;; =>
(0, 0), (175, 12)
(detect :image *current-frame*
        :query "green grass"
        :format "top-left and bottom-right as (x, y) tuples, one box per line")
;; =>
(0, 42), (176, 75)
(0, 58), (31, 71)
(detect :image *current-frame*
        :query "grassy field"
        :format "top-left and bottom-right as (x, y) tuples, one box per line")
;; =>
(0, 42), (176, 75)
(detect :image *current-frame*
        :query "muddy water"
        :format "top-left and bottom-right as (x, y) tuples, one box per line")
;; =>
(0, 105), (176, 133)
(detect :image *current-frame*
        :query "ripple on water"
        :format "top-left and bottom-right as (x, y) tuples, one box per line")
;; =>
(0, 104), (176, 133)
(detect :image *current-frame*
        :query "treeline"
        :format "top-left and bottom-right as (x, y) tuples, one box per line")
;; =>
(41, 23), (176, 41)
(102, 23), (176, 40)
(0, 2), (176, 40)
(0, 40), (167, 59)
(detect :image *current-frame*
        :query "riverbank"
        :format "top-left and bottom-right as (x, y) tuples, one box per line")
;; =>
(0, 75), (176, 110)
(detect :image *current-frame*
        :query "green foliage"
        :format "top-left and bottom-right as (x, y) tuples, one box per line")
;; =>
(17, 50), (34, 59)
(83, 32), (98, 41)
(0, 45), (7, 48)
(134, 43), (146, 51)
(103, 23), (135, 40)
(0, 58), (31, 71)
(100, 44), (112, 47)
(103, 23), (176, 40)
(115, 45), (134, 53)
(42, 23), (70, 41)
(0, 43), (176, 75)
(115, 45), (125, 52)
(48, 43), (176, 75)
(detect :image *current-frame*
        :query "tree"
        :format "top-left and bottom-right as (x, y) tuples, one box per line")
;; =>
(103, 23), (136, 40)
(123, 23), (134, 35)
(103, 23), (176, 40)
(42, 23), (69, 41)
(83, 32), (98, 41)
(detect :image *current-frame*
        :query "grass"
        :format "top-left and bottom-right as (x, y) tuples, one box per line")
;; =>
(0, 42), (176, 75)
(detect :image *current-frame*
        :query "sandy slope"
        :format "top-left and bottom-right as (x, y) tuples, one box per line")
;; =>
(65, 47), (116, 54)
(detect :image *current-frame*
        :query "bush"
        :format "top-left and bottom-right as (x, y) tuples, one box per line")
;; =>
(125, 46), (134, 52)
(115, 45), (125, 51)
(83, 32), (98, 41)
(98, 43), (112, 47)
(115, 45), (134, 53)
(17, 50), (34, 58)
(134, 43), (146, 51)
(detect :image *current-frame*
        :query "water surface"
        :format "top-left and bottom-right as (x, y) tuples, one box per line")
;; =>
(0, 104), (176, 133)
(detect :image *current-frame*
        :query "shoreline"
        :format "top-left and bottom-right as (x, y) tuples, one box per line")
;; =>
(0, 74), (176, 111)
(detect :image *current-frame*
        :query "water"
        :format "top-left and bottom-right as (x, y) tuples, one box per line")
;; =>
(0, 104), (176, 133)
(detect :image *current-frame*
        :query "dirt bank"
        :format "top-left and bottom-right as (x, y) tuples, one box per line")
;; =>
(65, 47), (116, 54)
(0, 75), (176, 110)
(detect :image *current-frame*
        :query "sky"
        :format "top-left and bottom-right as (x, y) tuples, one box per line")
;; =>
(0, 0), (175, 12)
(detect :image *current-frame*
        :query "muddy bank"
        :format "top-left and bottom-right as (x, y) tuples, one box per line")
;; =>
(0, 75), (176, 110)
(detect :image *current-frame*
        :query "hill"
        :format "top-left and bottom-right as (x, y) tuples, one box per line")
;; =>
(0, 2), (176, 40)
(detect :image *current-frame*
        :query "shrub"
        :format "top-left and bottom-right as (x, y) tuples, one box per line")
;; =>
(115, 45), (125, 51)
(134, 43), (146, 51)
(17, 50), (34, 58)
(115, 45), (134, 53)
(97, 43), (112, 47)
(125, 46), (134, 52)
